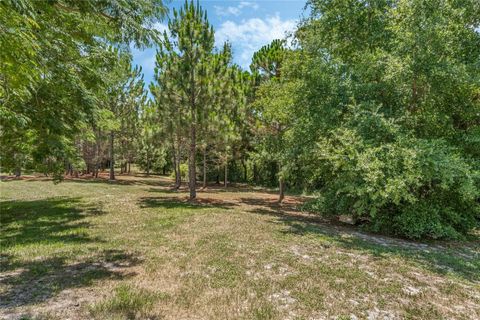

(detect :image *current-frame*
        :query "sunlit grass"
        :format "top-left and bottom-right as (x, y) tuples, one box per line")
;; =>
(1, 175), (479, 319)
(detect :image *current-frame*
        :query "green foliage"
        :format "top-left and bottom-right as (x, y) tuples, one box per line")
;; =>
(151, 1), (246, 194)
(137, 146), (167, 174)
(251, 39), (287, 78)
(169, 163), (189, 181)
(281, 0), (480, 239)
(310, 109), (478, 239)
(0, 0), (165, 175)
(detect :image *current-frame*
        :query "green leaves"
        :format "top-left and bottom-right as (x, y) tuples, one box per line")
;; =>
(0, 0), (165, 175)
(262, 0), (480, 239)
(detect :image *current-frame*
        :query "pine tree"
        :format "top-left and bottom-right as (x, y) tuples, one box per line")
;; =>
(153, 0), (217, 199)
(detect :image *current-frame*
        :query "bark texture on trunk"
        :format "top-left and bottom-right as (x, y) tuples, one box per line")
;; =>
(109, 132), (115, 180)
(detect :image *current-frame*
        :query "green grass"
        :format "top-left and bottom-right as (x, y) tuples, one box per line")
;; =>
(89, 284), (168, 319)
(1, 175), (479, 319)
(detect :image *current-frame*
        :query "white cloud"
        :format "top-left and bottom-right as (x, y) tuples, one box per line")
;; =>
(214, 1), (259, 17)
(215, 13), (296, 68)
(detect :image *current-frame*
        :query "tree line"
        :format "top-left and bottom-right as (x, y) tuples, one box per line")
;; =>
(1, 0), (479, 240)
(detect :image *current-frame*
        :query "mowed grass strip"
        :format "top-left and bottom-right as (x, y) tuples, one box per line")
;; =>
(0, 175), (479, 319)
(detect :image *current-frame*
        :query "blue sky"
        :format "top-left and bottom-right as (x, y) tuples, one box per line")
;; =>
(132, 0), (307, 89)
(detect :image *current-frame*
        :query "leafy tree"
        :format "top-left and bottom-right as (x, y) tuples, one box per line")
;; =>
(0, 0), (165, 177)
(103, 52), (145, 180)
(250, 39), (290, 202)
(283, 0), (480, 239)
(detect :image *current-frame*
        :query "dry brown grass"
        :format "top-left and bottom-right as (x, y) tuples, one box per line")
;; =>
(1, 174), (479, 319)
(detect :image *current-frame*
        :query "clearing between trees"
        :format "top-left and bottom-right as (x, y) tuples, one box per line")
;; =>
(1, 175), (479, 319)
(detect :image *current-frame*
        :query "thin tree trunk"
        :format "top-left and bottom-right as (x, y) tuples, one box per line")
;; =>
(278, 177), (285, 203)
(242, 158), (247, 182)
(172, 135), (181, 189)
(172, 152), (178, 188)
(94, 139), (99, 178)
(172, 157), (178, 188)
(188, 122), (197, 199)
(176, 157), (181, 188)
(202, 147), (207, 189)
(109, 132), (115, 180)
(128, 162), (131, 174)
(224, 156), (228, 189)
(14, 167), (21, 178)
(146, 152), (150, 176)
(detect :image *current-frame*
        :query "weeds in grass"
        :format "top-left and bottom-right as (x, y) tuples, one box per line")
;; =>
(89, 284), (167, 319)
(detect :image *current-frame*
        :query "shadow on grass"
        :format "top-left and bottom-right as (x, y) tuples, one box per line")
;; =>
(0, 198), (141, 309)
(0, 249), (140, 309)
(61, 176), (172, 187)
(138, 196), (237, 210)
(17, 174), (281, 194)
(0, 197), (104, 249)
(249, 205), (480, 283)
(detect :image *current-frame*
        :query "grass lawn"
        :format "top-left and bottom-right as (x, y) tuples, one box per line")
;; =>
(1, 175), (479, 319)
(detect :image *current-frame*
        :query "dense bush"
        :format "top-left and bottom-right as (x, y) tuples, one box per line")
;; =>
(309, 109), (479, 239)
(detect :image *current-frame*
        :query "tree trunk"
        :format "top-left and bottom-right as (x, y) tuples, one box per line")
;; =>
(188, 122), (197, 199)
(253, 163), (258, 183)
(278, 177), (285, 203)
(109, 132), (115, 180)
(94, 140), (99, 178)
(224, 156), (228, 189)
(128, 162), (131, 174)
(242, 158), (247, 182)
(14, 167), (21, 178)
(146, 155), (150, 176)
(172, 134), (182, 189)
(172, 137), (180, 189)
(202, 147), (207, 189)
(176, 158), (181, 188)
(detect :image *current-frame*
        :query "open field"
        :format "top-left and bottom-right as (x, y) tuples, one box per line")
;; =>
(1, 175), (479, 319)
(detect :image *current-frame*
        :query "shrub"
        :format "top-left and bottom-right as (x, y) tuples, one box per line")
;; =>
(309, 109), (479, 240)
